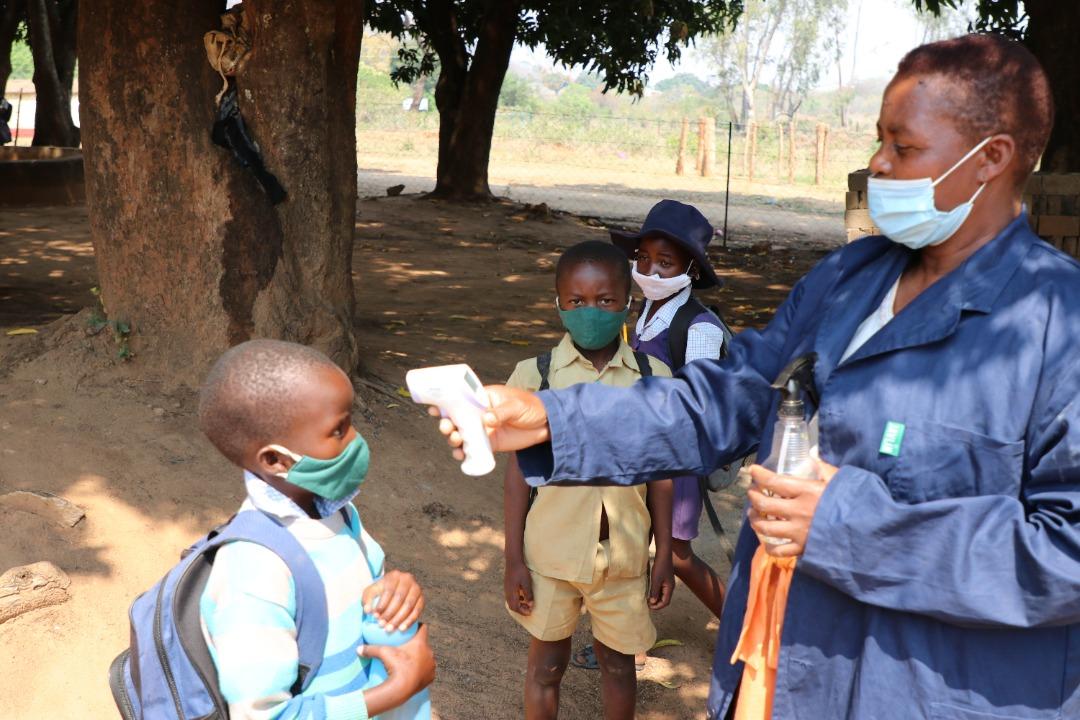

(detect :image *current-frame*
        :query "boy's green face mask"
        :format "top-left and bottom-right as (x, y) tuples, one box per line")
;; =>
(269, 434), (370, 501)
(557, 300), (629, 350)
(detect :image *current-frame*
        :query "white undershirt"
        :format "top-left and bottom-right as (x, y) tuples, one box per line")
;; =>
(809, 277), (900, 449)
(840, 278), (900, 364)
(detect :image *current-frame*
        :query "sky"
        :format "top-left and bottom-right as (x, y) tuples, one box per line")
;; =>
(510, 0), (953, 90)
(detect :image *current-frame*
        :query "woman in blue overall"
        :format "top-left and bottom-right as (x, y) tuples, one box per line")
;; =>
(433, 35), (1080, 720)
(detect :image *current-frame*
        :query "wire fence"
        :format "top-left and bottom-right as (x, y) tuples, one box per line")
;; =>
(356, 103), (876, 192)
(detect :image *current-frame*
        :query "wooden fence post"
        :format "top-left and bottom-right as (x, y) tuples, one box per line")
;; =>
(776, 122), (785, 181)
(696, 118), (706, 173)
(702, 117), (716, 177)
(822, 124), (830, 179)
(812, 124), (820, 185)
(676, 117), (689, 175)
(747, 122), (758, 183)
(787, 120), (796, 184)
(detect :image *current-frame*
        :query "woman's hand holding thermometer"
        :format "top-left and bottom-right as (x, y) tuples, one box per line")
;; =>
(408, 366), (551, 464)
(407, 364), (499, 475)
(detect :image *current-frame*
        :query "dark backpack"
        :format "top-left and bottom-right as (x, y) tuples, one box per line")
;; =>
(108, 510), (332, 720)
(666, 296), (735, 370)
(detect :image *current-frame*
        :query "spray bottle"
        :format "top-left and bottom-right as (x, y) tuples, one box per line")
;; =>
(759, 353), (819, 546)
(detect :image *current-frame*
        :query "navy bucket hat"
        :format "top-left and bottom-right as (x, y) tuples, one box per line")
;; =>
(609, 199), (722, 289)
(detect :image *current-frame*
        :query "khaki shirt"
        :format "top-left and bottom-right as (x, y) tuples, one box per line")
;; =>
(506, 333), (671, 583)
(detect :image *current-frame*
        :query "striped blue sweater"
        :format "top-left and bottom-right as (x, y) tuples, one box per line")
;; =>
(198, 475), (420, 720)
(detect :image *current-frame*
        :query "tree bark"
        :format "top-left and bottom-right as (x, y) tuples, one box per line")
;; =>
(0, 1), (23, 97)
(79, 0), (362, 385)
(26, 0), (78, 146)
(1025, 1), (1079, 172)
(429, 0), (519, 201)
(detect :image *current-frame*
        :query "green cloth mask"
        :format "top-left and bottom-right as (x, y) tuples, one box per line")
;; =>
(269, 434), (370, 501)
(557, 302), (629, 350)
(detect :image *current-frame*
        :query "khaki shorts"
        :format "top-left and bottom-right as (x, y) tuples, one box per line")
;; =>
(508, 541), (656, 656)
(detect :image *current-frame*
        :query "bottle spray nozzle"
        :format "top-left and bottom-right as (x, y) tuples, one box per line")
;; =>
(771, 353), (818, 418)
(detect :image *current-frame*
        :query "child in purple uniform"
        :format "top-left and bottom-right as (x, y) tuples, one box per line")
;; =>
(615, 200), (727, 620)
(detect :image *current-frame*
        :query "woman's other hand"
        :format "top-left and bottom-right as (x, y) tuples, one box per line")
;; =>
(746, 460), (838, 558)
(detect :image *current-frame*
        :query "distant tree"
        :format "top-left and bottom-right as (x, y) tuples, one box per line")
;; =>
(655, 71), (712, 95)
(554, 83), (594, 116)
(771, 0), (846, 119)
(366, 1), (743, 200)
(498, 72), (540, 112)
(911, 0), (1079, 172)
(703, 0), (846, 125)
(702, 0), (790, 125)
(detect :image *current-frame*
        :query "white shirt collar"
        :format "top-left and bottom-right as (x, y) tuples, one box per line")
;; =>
(636, 285), (693, 342)
(243, 470), (358, 521)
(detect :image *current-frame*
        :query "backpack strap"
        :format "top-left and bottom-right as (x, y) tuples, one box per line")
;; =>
(632, 350), (653, 378)
(536, 351), (553, 392)
(528, 349), (559, 509)
(210, 511), (328, 694)
(667, 296), (709, 370)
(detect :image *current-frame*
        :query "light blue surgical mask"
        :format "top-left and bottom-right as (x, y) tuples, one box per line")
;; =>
(868, 137), (991, 250)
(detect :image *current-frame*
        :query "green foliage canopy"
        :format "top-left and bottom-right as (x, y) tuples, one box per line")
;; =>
(366, 1), (745, 97)
(910, 1), (1026, 39)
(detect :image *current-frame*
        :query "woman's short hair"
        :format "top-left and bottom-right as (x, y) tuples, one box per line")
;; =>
(895, 33), (1054, 185)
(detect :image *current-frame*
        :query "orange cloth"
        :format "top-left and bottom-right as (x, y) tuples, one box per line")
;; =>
(730, 545), (798, 720)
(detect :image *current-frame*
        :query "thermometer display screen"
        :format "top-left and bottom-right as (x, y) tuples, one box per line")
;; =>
(464, 370), (482, 393)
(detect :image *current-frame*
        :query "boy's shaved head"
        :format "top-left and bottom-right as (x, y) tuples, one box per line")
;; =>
(556, 241), (631, 298)
(199, 339), (344, 466)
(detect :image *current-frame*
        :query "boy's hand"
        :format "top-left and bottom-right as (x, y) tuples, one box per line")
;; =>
(504, 560), (534, 615)
(429, 385), (550, 459)
(363, 570), (425, 632)
(648, 554), (675, 611)
(359, 624), (436, 703)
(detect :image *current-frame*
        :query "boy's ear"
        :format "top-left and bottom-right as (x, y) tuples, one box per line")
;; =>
(255, 445), (294, 477)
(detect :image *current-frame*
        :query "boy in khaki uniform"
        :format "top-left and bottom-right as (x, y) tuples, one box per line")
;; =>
(502, 240), (674, 719)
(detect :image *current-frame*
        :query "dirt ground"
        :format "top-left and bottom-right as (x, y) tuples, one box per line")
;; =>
(0, 194), (835, 719)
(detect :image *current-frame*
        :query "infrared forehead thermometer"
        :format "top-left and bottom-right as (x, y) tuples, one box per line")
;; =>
(406, 364), (496, 477)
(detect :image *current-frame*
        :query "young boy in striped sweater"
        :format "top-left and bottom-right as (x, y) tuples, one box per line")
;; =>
(197, 340), (435, 720)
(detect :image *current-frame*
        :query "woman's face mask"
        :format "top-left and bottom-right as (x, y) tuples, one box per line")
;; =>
(268, 434), (370, 501)
(868, 137), (991, 250)
(556, 297), (630, 350)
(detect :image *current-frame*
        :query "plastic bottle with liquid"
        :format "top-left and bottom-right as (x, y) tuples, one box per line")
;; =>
(760, 354), (819, 546)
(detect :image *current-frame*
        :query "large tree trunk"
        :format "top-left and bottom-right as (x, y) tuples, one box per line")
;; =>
(1025, 1), (1079, 172)
(26, 0), (78, 146)
(0, 1), (22, 96)
(429, 0), (518, 201)
(79, 0), (362, 385)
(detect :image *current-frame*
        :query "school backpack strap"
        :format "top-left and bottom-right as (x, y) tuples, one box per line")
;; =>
(632, 350), (653, 378)
(536, 351), (553, 392)
(667, 296), (710, 370)
(210, 511), (328, 692)
(109, 510), (330, 720)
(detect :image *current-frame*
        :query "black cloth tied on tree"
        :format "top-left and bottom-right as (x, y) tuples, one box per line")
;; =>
(211, 85), (287, 205)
